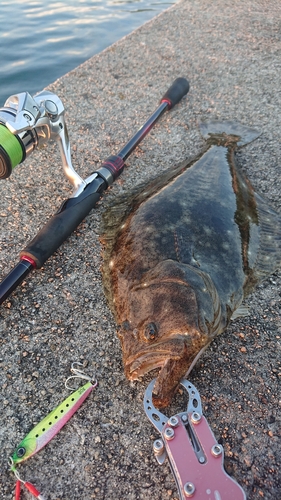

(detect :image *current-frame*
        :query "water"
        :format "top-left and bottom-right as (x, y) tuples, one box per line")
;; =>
(0, 0), (175, 105)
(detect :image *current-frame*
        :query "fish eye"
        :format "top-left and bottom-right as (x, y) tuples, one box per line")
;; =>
(144, 322), (158, 341)
(16, 446), (26, 458)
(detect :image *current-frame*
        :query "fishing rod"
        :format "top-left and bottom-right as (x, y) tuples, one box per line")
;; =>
(0, 77), (189, 305)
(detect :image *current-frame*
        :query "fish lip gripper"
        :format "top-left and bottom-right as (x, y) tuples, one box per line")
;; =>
(144, 378), (247, 499)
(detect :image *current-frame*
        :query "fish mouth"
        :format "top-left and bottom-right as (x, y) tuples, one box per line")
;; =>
(126, 351), (173, 380)
(124, 335), (185, 380)
(125, 343), (191, 409)
(124, 333), (211, 408)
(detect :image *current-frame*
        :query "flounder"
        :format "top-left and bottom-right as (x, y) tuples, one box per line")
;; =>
(101, 121), (281, 408)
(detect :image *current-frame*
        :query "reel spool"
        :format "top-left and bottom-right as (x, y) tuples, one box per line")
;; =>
(0, 123), (25, 178)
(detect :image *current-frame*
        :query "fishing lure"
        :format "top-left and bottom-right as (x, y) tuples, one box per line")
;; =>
(13, 473), (44, 500)
(9, 363), (97, 499)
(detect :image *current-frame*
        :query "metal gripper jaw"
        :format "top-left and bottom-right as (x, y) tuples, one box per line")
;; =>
(144, 379), (246, 500)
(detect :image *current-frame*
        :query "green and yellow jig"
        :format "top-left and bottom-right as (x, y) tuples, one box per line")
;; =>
(9, 363), (97, 499)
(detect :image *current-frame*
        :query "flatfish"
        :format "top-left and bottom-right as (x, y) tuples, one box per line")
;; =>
(101, 121), (281, 408)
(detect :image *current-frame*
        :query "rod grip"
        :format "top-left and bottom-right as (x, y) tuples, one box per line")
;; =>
(20, 178), (105, 268)
(160, 77), (190, 109)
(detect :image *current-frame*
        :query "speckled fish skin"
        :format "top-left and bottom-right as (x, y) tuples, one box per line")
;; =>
(102, 121), (281, 408)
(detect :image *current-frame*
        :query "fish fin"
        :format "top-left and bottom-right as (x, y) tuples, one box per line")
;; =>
(231, 304), (250, 320)
(199, 120), (260, 147)
(249, 194), (281, 285)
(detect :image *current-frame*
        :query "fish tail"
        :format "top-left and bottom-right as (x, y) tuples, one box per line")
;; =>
(199, 120), (260, 147)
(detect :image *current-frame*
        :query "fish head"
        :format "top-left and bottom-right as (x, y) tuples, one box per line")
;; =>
(118, 260), (222, 408)
(11, 436), (37, 466)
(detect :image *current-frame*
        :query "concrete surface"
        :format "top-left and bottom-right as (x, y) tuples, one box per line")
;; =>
(0, 0), (280, 499)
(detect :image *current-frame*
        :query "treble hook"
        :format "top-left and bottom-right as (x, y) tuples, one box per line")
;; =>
(9, 460), (45, 500)
(65, 362), (97, 390)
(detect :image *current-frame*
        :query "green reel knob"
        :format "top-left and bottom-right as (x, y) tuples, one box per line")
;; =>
(0, 124), (25, 179)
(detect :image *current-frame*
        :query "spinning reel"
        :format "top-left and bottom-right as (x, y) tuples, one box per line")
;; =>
(0, 90), (85, 193)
